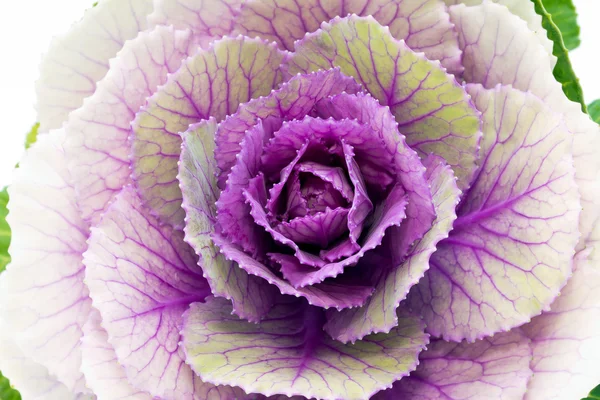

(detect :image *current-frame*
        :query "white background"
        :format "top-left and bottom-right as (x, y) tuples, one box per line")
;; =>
(0, 0), (598, 188)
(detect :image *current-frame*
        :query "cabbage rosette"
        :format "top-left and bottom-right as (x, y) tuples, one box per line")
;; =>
(1, 0), (600, 399)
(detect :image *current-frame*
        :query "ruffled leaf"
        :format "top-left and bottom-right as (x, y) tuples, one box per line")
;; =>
(265, 142), (317, 219)
(315, 93), (435, 264)
(236, 0), (463, 74)
(409, 85), (580, 341)
(319, 239), (360, 263)
(288, 15), (481, 190)
(213, 234), (375, 310)
(373, 329), (532, 399)
(244, 174), (340, 269)
(248, 175), (409, 287)
(0, 130), (91, 393)
(64, 25), (195, 224)
(325, 155), (461, 343)
(262, 118), (379, 245)
(148, 0), (243, 46)
(36, 0), (152, 132)
(294, 175), (348, 215)
(215, 69), (362, 188)
(182, 297), (428, 400)
(261, 117), (393, 192)
(84, 187), (243, 399)
(282, 172), (308, 219)
(295, 162), (354, 203)
(342, 142), (374, 246)
(179, 120), (277, 322)
(273, 182), (406, 287)
(522, 251), (600, 400)
(132, 36), (285, 228)
(217, 122), (271, 257)
(276, 208), (350, 248)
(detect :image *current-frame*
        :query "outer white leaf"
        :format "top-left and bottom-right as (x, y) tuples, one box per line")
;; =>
(36, 0), (153, 132)
(443, 0), (554, 65)
(523, 250), (600, 400)
(0, 130), (91, 393)
(63, 26), (194, 225)
(0, 319), (83, 400)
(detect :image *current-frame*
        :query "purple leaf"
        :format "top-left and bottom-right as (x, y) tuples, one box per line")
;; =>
(212, 236), (375, 310)
(179, 120), (276, 323)
(295, 175), (348, 215)
(216, 121), (270, 257)
(276, 208), (350, 248)
(215, 68), (362, 188)
(282, 171), (309, 219)
(270, 184), (409, 289)
(244, 174), (331, 268)
(315, 93), (436, 261)
(341, 141), (374, 246)
(296, 162), (354, 203)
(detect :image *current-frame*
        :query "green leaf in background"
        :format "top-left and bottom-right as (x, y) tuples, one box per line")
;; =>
(0, 371), (21, 400)
(583, 384), (600, 400)
(532, 0), (587, 112)
(25, 123), (39, 150)
(588, 100), (600, 124)
(0, 188), (10, 274)
(542, 0), (581, 51)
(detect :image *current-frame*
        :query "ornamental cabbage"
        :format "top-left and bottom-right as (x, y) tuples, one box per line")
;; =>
(1, 1), (599, 399)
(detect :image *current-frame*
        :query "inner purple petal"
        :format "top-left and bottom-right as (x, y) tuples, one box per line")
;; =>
(266, 140), (313, 218)
(295, 161), (354, 202)
(209, 85), (444, 302)
(275, 207), (350, 248)
(299, 175), (348, 215)
(342, 141), (374, 246)
(285, 172), (308, 219)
